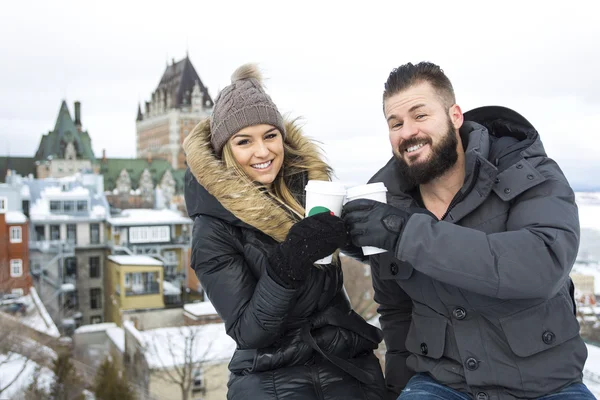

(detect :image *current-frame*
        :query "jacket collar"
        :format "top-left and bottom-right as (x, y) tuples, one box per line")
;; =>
(183, 118), (332, 242)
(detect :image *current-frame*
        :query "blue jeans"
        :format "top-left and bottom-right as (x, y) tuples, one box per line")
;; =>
(398, 374), (596, 399)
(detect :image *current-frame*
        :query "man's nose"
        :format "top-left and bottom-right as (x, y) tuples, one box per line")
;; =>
(400, 120), (419, 139)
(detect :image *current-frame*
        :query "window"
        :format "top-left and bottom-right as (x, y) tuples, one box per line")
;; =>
(89, 257), (100, 278)
(34, 225), (45, 241)
(63, 201), (74, 212)
(77, 200), (88, 212)
(90, 288), (102, 310)
(0, 196), (6, 213)
(90, 223), (100, 244)
(67, 224), (77, 244)
(50, 225), (60, 240)
(50, 201), (61, 213)
(192, 369), (204, 392)
(129, 226), (170, 243)
(10, 260), (23, 277)
(22, 200), (29, 217)
(90, 316), (103, 324)
(64, 257), (77, 278)
(9, 226), (22, 243)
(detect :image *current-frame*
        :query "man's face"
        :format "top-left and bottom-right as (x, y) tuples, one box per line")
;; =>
(384, 81), (463, 185)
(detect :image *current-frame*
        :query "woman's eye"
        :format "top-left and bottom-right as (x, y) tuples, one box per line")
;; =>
(265, 133), (277, 140)
(236, 139), (249, 146)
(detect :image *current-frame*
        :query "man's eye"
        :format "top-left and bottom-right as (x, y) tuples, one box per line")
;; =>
(416, 114), (426, 120)
(392, 123), (403, 129)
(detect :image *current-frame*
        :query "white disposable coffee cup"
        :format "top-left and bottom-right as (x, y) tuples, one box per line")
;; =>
(304, 180), (347, 264)
(345, 182), (388, 256)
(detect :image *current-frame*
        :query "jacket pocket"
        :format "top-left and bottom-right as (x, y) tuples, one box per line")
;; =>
(405, 312), (448, 359)
(228, 349), (257, 375)
(499, 293), (580, 357)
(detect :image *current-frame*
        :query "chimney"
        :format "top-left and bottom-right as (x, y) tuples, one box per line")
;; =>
(74, 101), (82, 131)
(147, 152), (152, 164)
(102, 149), (106, 162)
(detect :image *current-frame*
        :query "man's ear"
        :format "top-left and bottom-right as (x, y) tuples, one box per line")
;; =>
(449, 104), (464, 130)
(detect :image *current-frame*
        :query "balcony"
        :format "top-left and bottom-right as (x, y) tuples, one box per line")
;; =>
(63, 275), (77, 286)
(124, 282), (160, 297)
(29, 240), (75, 253)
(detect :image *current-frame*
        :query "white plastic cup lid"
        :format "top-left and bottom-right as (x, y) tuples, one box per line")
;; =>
(304, 180), (347, 196)
(346, 182), (388, 199)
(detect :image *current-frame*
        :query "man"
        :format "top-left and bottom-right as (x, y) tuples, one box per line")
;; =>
(342, 62), (593, 399)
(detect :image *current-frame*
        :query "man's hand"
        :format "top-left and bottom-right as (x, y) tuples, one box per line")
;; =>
(342, 199), (436, 252)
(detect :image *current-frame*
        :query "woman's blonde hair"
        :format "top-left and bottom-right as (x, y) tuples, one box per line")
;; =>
(222, 138), (308, 220)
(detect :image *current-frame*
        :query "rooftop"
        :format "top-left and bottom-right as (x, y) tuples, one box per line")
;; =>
(107, 255), (163, 266)
(107, 208), (191, 226)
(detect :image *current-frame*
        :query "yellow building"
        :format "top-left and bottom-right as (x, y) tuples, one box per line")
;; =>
(105, 255), (165, 325)
(105, 208), (195, 302)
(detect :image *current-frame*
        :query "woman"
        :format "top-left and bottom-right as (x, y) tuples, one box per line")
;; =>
(183, 64), (385, 399)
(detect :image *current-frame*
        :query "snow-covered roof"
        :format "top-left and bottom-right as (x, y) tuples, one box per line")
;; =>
(20, 287), (60, 338)
(107, 255), (163, 266)
(184, 301), (217, 317)
(5, 211), (27, 224)
(107, 208), (191, 226)
(163, 281), (182, 296)
(106, 327), (125, 352)
(139, 323), (236, 369)
(25, 176), (109, 222)
(74, 322), (117, 334)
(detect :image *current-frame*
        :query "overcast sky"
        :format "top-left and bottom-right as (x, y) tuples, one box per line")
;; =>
(1, 0), (599, 190)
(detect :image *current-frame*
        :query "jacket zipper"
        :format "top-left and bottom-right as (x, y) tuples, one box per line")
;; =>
(311, 367), (325, 400)
(440, 159), (481, 221)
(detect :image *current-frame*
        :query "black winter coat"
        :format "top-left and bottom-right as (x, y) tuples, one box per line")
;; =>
(183, 119), (385, 399)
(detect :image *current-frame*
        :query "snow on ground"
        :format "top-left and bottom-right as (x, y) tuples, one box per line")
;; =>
(0, 352), (54, 398)
(584, 344), (600, 397)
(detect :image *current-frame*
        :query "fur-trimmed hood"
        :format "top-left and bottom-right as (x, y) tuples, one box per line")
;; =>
(183, 118), (332, 242)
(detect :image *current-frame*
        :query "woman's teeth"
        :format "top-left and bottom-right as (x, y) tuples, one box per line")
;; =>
(252, 160), (272, 169)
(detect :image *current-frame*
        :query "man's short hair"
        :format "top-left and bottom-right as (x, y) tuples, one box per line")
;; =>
(383, 62), (456, 110)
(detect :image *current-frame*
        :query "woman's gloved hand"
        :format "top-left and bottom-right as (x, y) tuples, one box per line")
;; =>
(267, 212), (347, 288)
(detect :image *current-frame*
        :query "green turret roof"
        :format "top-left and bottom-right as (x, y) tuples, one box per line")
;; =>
(34, 101), (96, 162)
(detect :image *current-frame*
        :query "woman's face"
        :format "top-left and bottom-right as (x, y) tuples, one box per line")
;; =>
(228, 124), (284, 188)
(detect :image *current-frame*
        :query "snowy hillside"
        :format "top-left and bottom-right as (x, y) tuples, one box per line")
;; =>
(576, 192), (600, 262)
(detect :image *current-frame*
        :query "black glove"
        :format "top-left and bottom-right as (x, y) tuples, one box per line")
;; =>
(342, 199), (436, 252)
(267, 212), (348, 288)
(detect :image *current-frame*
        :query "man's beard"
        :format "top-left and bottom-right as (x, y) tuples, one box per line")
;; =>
(393, 119), (459, 186)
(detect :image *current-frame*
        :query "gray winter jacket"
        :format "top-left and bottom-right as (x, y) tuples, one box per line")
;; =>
(369, 106), (586, 400)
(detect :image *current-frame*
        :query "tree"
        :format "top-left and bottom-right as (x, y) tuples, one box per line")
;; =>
(145, 325), (222, 400)
(94, 356), (136, 400)
(49, 351), (85, 400)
